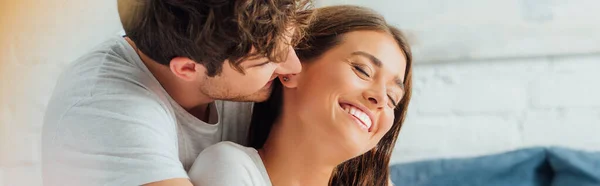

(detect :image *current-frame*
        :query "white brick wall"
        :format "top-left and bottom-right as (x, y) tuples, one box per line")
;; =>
(522, 108), (600, 148)
(410, 58), (550, 115)
(532, 56), (600, 108)
(318, 0), (600, 62)
(392, 56), (600, 164)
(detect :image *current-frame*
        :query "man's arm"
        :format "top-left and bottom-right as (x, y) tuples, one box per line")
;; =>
(42, 95), (188, 186)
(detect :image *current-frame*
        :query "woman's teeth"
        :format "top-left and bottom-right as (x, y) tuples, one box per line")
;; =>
(342, 105), (372, 131)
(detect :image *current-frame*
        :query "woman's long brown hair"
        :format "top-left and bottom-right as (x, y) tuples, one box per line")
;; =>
(248, 5), (413, 186)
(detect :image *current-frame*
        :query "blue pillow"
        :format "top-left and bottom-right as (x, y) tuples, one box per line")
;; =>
(547, 147), (600, 186)
(391, 147), (600, 186)
(390, 148), (551, 186)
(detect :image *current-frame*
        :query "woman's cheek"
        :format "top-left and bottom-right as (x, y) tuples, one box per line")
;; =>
(379, 116), (395, 135)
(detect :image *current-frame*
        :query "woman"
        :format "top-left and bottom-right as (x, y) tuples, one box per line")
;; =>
(189, 5), (413, 186)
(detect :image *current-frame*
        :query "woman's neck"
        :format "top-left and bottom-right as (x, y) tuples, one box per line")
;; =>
(258, 117), (339, 186)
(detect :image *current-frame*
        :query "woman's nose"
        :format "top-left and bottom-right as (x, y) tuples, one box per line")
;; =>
(363, 89), (386, 109)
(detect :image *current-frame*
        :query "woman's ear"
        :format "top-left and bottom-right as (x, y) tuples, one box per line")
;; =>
(279, 74), (299, 88)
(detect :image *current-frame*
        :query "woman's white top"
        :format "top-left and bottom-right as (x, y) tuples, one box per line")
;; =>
(188, 141), (272, 186)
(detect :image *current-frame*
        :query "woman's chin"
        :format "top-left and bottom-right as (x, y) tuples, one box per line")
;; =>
(331, 139), (375, 162)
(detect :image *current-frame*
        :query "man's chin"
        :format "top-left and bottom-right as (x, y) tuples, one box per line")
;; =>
(228, 89), (272, 102)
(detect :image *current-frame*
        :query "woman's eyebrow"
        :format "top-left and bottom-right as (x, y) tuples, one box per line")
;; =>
(350, 51), (381, 67)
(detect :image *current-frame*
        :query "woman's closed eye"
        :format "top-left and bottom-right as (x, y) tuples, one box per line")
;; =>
(387, 95), (397, 108)
(352, 64), (371, 78)
(388, 90), (404, 108)
(349, 60), (400, 108)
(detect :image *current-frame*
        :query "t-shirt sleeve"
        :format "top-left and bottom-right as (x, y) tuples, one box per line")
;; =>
(188, 142), (262, 186)
(42, 94), (187, 186)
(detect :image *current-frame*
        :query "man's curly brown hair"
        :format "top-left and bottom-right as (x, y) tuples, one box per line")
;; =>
(119, 0), (312, 77)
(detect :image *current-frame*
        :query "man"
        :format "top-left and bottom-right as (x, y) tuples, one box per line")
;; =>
(41, 0), (311, 185)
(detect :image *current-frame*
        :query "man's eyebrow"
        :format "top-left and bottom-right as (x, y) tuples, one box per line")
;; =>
(351, 51), (405, 90)
(350, 51), (381, 67)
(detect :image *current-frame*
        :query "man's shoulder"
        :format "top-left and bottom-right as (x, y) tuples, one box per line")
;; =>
(44, 90), (174, 134)
(47, 74), (170, 123)
(45, 54), (174, 132)
(67, 36), (134, 70)
(50, 36), (166, 109)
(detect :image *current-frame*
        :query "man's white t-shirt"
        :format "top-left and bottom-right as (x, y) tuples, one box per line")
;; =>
(41, 36), (254, 186)
(189, 141), (272, 186)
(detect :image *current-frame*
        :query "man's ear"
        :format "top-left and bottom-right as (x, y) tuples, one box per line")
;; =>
(279, 74), (299, 88)
(169, 57), (204, 81)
